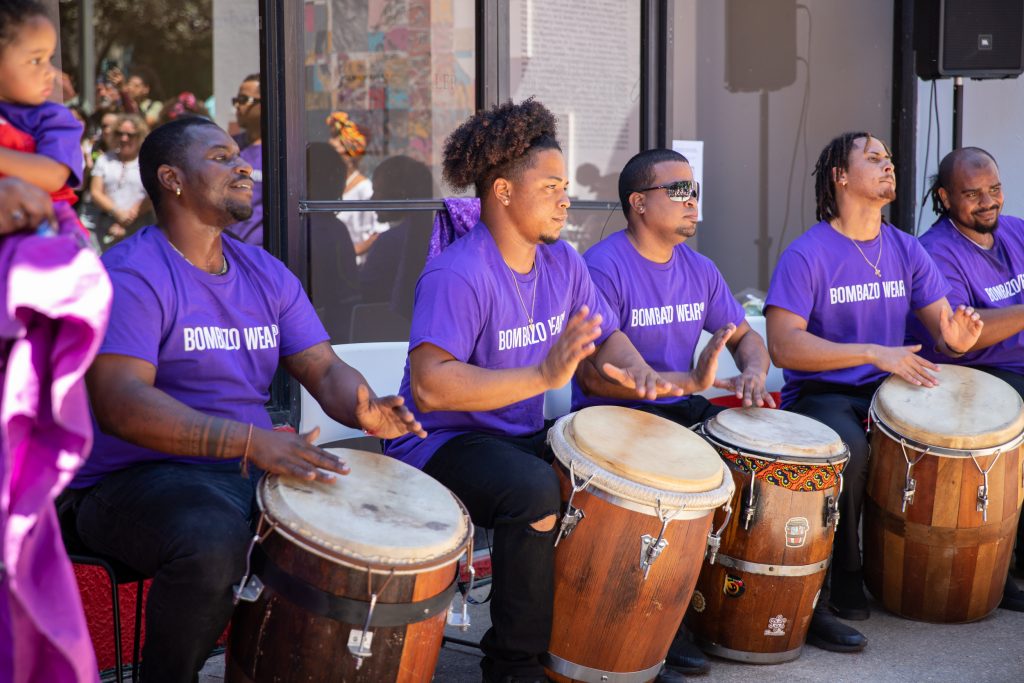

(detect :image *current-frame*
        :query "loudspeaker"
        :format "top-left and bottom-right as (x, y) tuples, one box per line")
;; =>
(725, 0), (796, 93)
(915, 0), (1024, 79)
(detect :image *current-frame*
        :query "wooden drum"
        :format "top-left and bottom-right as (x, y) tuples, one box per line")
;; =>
(687, 408), (849, 663)
(225, 448), (472, 683)
(546, 406), (734, 683)
(864, 365), (1024, 623)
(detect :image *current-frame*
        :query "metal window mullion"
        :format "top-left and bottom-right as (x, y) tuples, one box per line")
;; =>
(640, 0), (674, 150)
(477, 0), (510, 109)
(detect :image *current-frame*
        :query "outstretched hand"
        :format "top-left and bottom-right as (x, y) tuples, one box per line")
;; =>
(600, 362), (684, 400)
(354, 384), (426, 439)
(247, 426), (350, 483)
(538, 306), (603, 390)
(939, 304), (982, 355)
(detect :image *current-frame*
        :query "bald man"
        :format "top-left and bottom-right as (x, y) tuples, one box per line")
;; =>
(909, 147), (1024, 610)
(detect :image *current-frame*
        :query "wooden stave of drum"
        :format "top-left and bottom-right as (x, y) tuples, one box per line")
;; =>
(222, 366), (1024, 681)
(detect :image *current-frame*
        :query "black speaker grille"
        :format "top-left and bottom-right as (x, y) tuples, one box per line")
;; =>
(942, 0), (1024, 73)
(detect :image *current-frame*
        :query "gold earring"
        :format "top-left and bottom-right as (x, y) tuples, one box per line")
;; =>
(176, 187), (182, 197)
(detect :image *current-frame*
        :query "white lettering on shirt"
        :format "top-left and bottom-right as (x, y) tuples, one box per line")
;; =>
(627, 302), (705, 328)
(497, 321), (550, 351)
(983, 273), (1024, 303)
(828, 280), (906, 305)
(181, 325), (279, 352)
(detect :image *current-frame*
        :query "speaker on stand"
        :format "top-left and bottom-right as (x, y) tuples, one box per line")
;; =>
(915, 0), (1024, 148)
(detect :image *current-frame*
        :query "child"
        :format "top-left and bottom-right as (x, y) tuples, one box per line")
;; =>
(0, 0), (86, 236)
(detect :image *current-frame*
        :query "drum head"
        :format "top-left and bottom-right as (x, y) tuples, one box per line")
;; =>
(259, 448), (469, 568)
(703, 408), (848, 463)
(873, 365), (1024, 450)
(567, 406), (723, 493)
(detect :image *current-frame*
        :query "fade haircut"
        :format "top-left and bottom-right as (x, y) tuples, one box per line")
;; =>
(618, 149), (690, 218)
(927, 147), (999, 217)
(0, 0), (49, 54)
(442, 98), (561, 198)
(139, 116), (220, 211)
(812, 131), (891, 222)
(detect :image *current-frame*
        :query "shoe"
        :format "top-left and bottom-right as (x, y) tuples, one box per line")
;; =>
(828, 569), (870, 620)
(805, 606), (867, 653)
(1000, 575), (1024, 612)
(655, 666), (688, 683)
(480, 657), (548, 683)
(664, 633), (710, 675)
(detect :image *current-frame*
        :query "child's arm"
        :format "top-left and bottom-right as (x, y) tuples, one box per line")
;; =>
(0, 147), (71, 193)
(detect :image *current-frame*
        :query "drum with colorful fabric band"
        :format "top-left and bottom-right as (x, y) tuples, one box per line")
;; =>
(546, 406), (734, 683)
(865, 365), (1024, 623)
(687, 408), (848, 663)
(225, 448), (472, 683)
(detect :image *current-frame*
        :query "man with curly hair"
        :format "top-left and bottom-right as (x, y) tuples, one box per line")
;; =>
(385, 99), (683, 683)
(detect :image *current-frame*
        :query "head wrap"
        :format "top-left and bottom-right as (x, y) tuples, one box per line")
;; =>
(325, 111), (367, 158)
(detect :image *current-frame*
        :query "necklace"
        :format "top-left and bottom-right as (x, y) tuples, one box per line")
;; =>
(168, 239), (228, 275)
(846, 230), (884, 278)
(506, 258), (539, 324)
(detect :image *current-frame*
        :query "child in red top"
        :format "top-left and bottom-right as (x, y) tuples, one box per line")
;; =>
(0, 1), (85, 236)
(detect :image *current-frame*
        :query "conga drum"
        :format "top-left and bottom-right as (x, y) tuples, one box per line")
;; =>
(225, 448), (472, 682)
(687, 408), (848, 663)
(545, 406), (734, 683)
(864, 365), (1024, 623)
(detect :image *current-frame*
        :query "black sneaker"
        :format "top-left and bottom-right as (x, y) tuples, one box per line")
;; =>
(805, 605), (867, 653)
(664, 633), (710, 675)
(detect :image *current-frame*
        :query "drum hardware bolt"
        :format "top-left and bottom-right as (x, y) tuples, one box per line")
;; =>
(706, 500), (733, 565)
(742, 469), (757, 531)
(824, 495), (840, 531)
(447, 563), (474, 631)
(232, 527), (269, 605)
(969, 451), (1002, 522)
(898, 440), (929, 512)
(901, 479), (916, 512)
(554, 462), (594, 547)
(639, 534), (669, 580)
(349, 592), (379, 667)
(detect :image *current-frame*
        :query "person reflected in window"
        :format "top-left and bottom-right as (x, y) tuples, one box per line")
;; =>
(89, 113), (151, 248)
(225, 73), (263, 246)
(325, 111), (384, 261)
(361, 155), (434, 322)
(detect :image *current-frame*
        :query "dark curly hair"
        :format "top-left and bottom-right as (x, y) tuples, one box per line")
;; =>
(812, 131), (891, 222)
(0, 0), (50, 54)
(442, 98), (561, 198)
(927, 147), (998, 217)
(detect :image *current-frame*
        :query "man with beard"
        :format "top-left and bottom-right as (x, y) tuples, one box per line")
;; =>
(909, 147), (1024, 610)
(57, 117), (426, 682)
(765, 132), (982, 652)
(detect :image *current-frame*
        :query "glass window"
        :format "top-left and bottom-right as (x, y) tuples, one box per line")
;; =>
(302, 0), (475, 343)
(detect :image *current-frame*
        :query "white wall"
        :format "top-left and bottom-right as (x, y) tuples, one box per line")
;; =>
(914, 76), (1024, 236)
(212, 0), (260, 131)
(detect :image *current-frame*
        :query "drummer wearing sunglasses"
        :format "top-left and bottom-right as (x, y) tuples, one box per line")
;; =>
(571, 148), (774, 677)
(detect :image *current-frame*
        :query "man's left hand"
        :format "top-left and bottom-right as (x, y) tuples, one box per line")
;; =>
(717, 370), (777, 408)
(601, 362), (684, 401)
(940, 304), (983, 355)
(354, 384), (427, 439)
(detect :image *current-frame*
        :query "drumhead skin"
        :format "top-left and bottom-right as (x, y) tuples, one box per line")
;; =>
(259, 448), (469, 569)
(872, 365), (1024, 450)
(568, 405), (723, 492)
(703, 407), (848, 463)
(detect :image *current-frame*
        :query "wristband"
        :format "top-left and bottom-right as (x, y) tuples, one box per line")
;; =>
(240, 423), (255, 478)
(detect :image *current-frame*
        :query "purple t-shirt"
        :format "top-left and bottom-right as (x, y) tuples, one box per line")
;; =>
(571, 230), (745, 410)
(0, 101), (83, 192)
(766, 221), (949, 407)
(908, 215), (1024, 374)
(384, 222), (618, 470)
(72, 225), (328, 487)
(226, 141), (264, 246)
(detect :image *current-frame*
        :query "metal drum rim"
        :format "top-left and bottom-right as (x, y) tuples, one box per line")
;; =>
(869, 405), (1024, 458)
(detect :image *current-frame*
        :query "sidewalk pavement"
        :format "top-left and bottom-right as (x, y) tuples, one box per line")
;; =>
(199, 575), (1024, 682)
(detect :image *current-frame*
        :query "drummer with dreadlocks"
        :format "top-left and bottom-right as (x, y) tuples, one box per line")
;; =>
(764, 132), (982, 651)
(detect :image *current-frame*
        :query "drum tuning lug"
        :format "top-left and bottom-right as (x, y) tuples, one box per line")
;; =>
(348, 593), (378, 665)
(977, 484), (989, 521)
(741, 499), (756, 530)
(901, 478), (917, 512)
(554, 506), (585, 547)
(706, 533), (721, 565)
(446, 601), (472, 631)
(639, 534), (669, 580)
(824, 496), (840, 530)
(232, 574), (264, 604)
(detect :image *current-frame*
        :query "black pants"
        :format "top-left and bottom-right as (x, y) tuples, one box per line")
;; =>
(57, 462), (258, 683)
(787, 381), (881, 586)
(424, 428), (561, 676)
(975, 366), (1024, 555)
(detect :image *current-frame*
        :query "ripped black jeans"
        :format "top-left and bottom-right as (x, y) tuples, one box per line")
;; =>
(424, 426), (560, 673)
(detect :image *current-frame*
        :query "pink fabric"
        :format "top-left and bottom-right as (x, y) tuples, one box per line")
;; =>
(428, 197), (480, 261)
(0, 228), (110, 683)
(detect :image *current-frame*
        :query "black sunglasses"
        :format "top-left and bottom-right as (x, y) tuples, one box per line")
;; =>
(633, 179), (700, 202)
(232, 95), (261, 107)
(116, 131), (139, 139)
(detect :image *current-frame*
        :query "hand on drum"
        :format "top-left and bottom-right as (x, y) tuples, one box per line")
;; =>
(717, 369), (777, 408)
(538, 306), (603, 390)
(689, 323), (736, 394)
(248, 426), (351, 483)
(939, 303), (983, 355)
(600, 361), (684, 400)
(353, 384), (427, 439)
(872, 344), (940, 387)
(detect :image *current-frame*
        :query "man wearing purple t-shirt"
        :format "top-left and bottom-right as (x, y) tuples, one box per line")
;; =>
(909, 147), (1024, 610)
(386, 100), (682, 683)
(225, 74), (263, 246)
(766, 132), (982, 651)
(57, 118), (424, 682)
